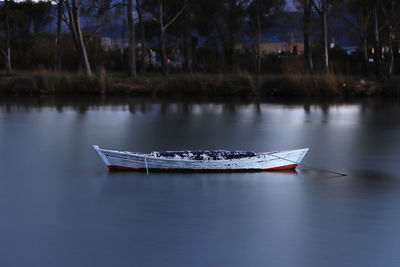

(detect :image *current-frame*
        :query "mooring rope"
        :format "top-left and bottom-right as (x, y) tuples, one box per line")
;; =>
(269, 153), (347, 177)
(144, 155), (149, 175)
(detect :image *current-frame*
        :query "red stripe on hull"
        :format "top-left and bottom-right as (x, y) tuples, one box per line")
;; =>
(107, 164), (298, 172)
(266, 164), (298, 171)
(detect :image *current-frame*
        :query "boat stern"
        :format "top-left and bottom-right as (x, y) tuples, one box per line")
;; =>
(297, 148), (309, 163)
(266, 148), (309, 171)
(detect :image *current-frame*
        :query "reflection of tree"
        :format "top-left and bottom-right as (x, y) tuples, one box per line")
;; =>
(254, 103), (261, 115)
(320, 102), (329, 115)
(140, 103), (147, 113)
(223, 103), (237, 114)
(303, 103), (310, 114)
(160, 101), (169, 115)
(128, 103), (136, 114)
(77, 103), (88, 114)
(182, 103), (190, 115)
(1, 97), (399, 119)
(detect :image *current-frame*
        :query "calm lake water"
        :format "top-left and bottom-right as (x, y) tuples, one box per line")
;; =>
(1, 96), (400, 267)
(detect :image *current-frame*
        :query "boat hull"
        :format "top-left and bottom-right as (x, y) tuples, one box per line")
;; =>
(93, 146), (308, 172)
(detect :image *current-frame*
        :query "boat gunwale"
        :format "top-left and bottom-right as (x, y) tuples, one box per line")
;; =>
(98, 147), (309, 164)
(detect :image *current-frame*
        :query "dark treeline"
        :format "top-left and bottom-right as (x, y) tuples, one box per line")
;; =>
(0, 0), (400, 80)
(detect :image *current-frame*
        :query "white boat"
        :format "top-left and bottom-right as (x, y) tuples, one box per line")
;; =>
(93, 145), (309, 172)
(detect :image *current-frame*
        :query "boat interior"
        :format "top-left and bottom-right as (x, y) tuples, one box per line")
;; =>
(150, 150), (256, 160)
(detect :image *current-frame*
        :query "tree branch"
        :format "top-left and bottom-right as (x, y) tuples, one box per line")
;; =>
(343, 14), (359, 31)
(84, 26), (102, 45)
(0, 48), (6, 59)
(62, 1), (74, 32)
(62, 7), (72, 29)
(164, 0), (190, 30)
(93, 2), (125, 14)
(380, 3), (393, 28)
(310, 0), (322, 16)
(379, 23), (386, 32)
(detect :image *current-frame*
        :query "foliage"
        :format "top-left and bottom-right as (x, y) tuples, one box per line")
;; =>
(1, 0), (400, 80)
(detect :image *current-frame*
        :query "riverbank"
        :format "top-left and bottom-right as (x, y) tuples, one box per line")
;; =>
(0, 71), (399, 97)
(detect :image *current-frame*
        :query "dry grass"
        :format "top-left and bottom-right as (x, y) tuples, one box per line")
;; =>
(140, 72), (263, 96)
(278, 59), (345, 96)
(31, 70), (112, 94)
(0, 70), (397, 97)
(279, 73), (344, 96)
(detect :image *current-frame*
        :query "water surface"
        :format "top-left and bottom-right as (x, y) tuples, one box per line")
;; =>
(1, 97), (400, 266)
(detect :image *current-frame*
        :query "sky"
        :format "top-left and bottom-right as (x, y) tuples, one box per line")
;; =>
(287, 0), (297, 11)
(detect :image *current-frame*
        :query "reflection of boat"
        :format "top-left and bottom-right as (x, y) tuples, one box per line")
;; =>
(93, 145), (309, 172)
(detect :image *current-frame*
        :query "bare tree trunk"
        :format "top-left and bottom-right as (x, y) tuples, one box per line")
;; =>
(159, 1), (168, 77)
(127, 0), (136, 77)
(160, 28), (168, 77)
(386, 0), (395, 80)
(4, 0), (12, 73)
(216, 24), (228, 71)
(187, 36), (192, 73)
(181, 10), (192, 73)
(387, 25), (393, 79)
(303, 0), (314, 73)
(227, 0), (235, 70)
(72, 0), (91, 75)
(321, 0), (329, 73)
(136, 0), (146, 73)
(158, 0), (188, 77)
(255, 0), (261, 75)
(55, 0), (63, 71)
(183, 30), (192, 73)
(66, 0), (91, 75)
(373, 1), (382, 80)
(360, 30), (368, 76)
(66, 1), (81, 58)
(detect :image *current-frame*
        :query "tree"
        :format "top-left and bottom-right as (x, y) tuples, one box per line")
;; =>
(185, 0), (247, 71)
(65, 0), (92, 74)
(343, 0), (372, 76)
(0, 0), (12, 73)
(189, 0), (223, 70)
(295, 0), (314, 73)
(127, 0), (136, 77)
(149, 0), (189, 77)
(55, 0), (63, 71)
(30, 1), (54, 34)
(248, 0), (285, 74)
(218, 0), (246, 71)
(7, 0), (53, 68)
(136, 0), (146, 73)
(311, 0), (330, 73)
(372, 0), (382, 80)
(380, 0), (400, 79)
(178, 8), (194, 73)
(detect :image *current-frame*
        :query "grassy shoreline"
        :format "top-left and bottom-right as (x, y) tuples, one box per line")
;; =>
(0, 71), (399, 98)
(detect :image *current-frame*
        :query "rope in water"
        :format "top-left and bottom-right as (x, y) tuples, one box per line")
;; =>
(269, 153), (347, 177)
(144, 155), (149, 175)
